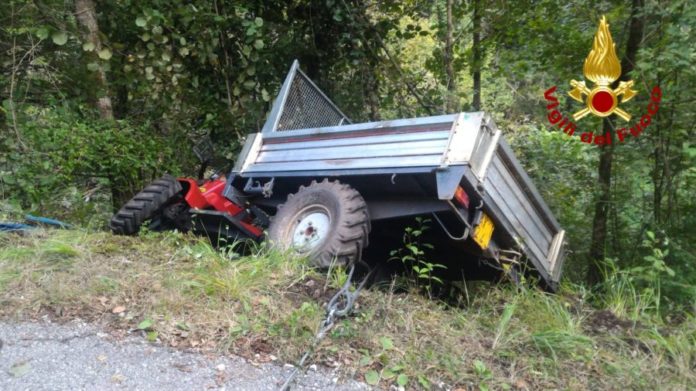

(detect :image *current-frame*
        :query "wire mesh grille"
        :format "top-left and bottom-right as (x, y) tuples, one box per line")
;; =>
(192, 135), (214, 162)
(275, 72), (349, 131)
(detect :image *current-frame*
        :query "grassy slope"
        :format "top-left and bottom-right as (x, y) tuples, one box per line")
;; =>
(0, 229), (694, 390)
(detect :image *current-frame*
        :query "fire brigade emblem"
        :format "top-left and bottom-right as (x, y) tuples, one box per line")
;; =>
(568, 16), (637, 121)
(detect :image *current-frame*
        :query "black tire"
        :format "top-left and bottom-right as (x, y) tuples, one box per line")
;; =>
(268, 179), (370, 268)
(109, 175), (185, 235)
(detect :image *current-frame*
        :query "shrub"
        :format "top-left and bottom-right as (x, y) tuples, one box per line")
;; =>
(0, 104), (186, 224)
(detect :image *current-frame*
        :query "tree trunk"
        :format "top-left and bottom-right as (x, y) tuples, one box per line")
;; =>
(587, 0), (644, 285)
(444, 0), (458, 112)
(587, 118), (614, 285)
(74, 0), (114, 120)
(471, 0), (481, 110)
(362, 63), (381, 121)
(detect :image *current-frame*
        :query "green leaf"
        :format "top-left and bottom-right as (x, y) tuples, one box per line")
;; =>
(390, 364), (404, 372)
(364, 370), (380, 385)
(137, 319), (153, 330)
(135, 16), (147, 27)
(146, 331), (158, 341)
(82, 42), (95, 52)
(254, 17), (264, 27)
(9, 362), (31, 378)
(254, 39), (264, 50)
(382, 368), (395, 379)
(52, 31), (68, 46)
(379, 336), (394, 350)
(98, 48), (112, 60)
(261, 89), (270, 102)
(396, 374), (408, 387)
(473, 359), (489, 376)
(418, 375), (430, 388)
(86, 62), (99, 72)
(36, 27), (49, 40)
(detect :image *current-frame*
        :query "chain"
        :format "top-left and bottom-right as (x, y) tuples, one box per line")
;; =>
(279, 263), (373, 391)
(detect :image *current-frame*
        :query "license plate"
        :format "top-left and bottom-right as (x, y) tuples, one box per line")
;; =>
(473, 213), (495, 249)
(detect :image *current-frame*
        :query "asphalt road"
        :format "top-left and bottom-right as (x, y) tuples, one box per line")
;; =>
(0, 321), (369, 391)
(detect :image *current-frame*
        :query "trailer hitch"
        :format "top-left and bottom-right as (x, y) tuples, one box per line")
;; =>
(243, 177), (275, 197)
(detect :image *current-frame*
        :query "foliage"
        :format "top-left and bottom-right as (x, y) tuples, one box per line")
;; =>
(1, 228), (694, 389)
(0, 0), (694, 306)
(0, 104), (181, 223)
(388, 217), (446, 297)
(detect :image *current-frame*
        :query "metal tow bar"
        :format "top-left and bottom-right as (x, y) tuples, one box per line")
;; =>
(279, 263), (373, 391)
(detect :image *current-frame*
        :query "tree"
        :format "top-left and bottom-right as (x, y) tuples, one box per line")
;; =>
(75, 0), (114, 120)
(587, 0), (645, 285)
(471, 0), (481, 110)
(444, 0), (458, 112)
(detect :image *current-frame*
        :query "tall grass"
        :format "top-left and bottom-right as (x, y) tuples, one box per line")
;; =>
(1, 228), (694, 389)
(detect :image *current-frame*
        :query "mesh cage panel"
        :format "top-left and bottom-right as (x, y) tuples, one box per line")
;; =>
(192, 135), (214, 162)
(275, 72), (349, 131)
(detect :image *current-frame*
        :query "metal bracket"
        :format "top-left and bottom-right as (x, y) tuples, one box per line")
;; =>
(430, 199), (473, 241)
(432, 212), (469, 241)
(243, 177), (275, 198)
(435, 166), (467, 200)
(499, 249), (522, 265)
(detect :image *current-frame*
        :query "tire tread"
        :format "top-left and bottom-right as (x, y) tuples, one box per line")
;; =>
(267, 180), (370, 268)
(109, 175), (183, 235)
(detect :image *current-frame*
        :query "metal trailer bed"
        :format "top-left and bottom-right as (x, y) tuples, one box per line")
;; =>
(226, 61), (566, 289)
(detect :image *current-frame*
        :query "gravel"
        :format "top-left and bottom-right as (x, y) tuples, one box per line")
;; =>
(0, 320), (369, 391)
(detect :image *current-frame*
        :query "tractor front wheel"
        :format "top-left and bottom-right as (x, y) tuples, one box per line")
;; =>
(268, 179), (370, 267)
(110, 175), (189, 235)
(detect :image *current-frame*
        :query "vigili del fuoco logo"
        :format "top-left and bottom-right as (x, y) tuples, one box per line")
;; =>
(543, 16), (662, 145)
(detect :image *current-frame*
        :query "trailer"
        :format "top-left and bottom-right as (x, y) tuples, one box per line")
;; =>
(111, 60), (566, 290)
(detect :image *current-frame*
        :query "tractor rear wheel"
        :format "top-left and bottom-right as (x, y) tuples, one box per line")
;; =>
(110, 175), (188, 235)
(268, 179), (370, 268)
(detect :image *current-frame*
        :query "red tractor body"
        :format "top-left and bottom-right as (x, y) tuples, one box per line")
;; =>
(177, 177), (264, 239)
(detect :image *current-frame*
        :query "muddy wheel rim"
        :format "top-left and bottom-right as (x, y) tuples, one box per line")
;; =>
(289, 206), (331, 252)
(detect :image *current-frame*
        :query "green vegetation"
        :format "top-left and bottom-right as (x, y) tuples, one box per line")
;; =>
(1, 229), (694, 389)
(2, 0), (694, 293)
(1, 1), (695, 389)
(389, 217), (446, 298)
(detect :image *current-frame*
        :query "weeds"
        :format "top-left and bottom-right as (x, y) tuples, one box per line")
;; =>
(389, 217), (446, 298)
(1, 228), (694, 390)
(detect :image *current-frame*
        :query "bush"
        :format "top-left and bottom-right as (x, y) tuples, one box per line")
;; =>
(0, 104), (186, 225)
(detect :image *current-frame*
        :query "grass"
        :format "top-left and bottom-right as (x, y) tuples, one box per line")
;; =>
(1, 228), (694, 390)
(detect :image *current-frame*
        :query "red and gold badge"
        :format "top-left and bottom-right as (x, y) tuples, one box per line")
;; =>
(568, 16), (637, 121)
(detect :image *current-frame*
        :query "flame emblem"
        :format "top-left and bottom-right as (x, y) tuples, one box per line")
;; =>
(568, 16), (637, 121)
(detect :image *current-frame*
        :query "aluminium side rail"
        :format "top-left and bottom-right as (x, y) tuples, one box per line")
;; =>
(227, 61), (566, 289)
